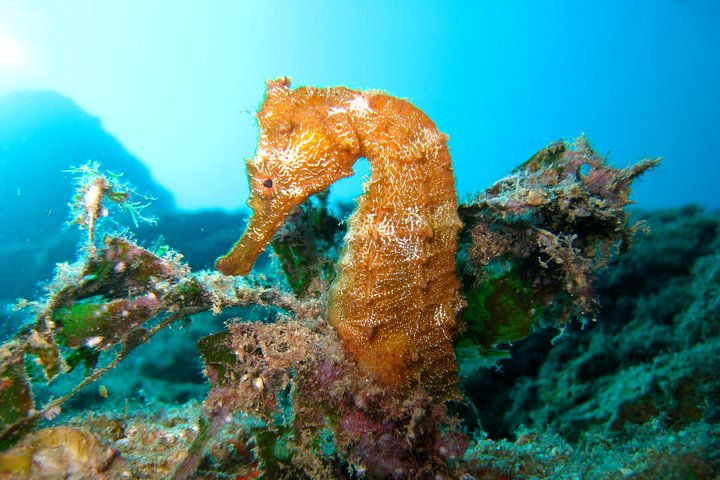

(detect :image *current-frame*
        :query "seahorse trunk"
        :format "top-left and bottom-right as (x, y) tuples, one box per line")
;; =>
(327, 94), (464, 396)
(216, 79), (464, 397)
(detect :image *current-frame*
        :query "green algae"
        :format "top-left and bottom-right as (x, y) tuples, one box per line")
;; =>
(252, 426), (294, 477)
(53, 295), (160, 349)
(458, 262), (549, 358)
(197, 331), (236, 387)
(0, 351), (33, 450)
(53, 298), (115, 347)
(0, 359), (32, 429)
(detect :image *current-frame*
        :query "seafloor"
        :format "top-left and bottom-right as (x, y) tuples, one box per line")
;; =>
(2, 203), (717, 478)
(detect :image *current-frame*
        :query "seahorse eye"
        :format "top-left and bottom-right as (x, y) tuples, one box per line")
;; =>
(263, 179), (274, 189)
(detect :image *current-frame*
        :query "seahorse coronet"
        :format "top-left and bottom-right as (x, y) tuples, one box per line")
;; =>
(216, 78), (464, 397)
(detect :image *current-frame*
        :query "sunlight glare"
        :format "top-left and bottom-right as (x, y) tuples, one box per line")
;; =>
(0, 33), (28, 70)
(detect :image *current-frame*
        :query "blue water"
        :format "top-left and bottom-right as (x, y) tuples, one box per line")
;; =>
(0, 0), (718, 211)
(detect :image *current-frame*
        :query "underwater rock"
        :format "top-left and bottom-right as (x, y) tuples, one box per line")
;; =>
(135, 209), (250, 272)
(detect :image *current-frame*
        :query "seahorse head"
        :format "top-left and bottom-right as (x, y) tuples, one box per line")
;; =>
(215, 78), (361, 276)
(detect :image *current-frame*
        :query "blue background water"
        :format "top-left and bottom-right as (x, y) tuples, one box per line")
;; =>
(1, 0), (718, 210)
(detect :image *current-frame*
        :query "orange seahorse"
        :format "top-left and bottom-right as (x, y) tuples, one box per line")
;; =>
(216, 78), (464, 396)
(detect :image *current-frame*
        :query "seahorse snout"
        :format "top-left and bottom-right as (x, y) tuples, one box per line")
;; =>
(215, 197), (291, 276)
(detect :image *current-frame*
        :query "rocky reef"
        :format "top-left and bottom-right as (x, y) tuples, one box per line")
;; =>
(0, 82), (717, 479)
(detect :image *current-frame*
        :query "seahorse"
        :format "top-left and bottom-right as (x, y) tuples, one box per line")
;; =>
(216, 78), (464, 396)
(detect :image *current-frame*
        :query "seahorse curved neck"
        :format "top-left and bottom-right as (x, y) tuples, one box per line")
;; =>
(327, 93), (464, 395)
